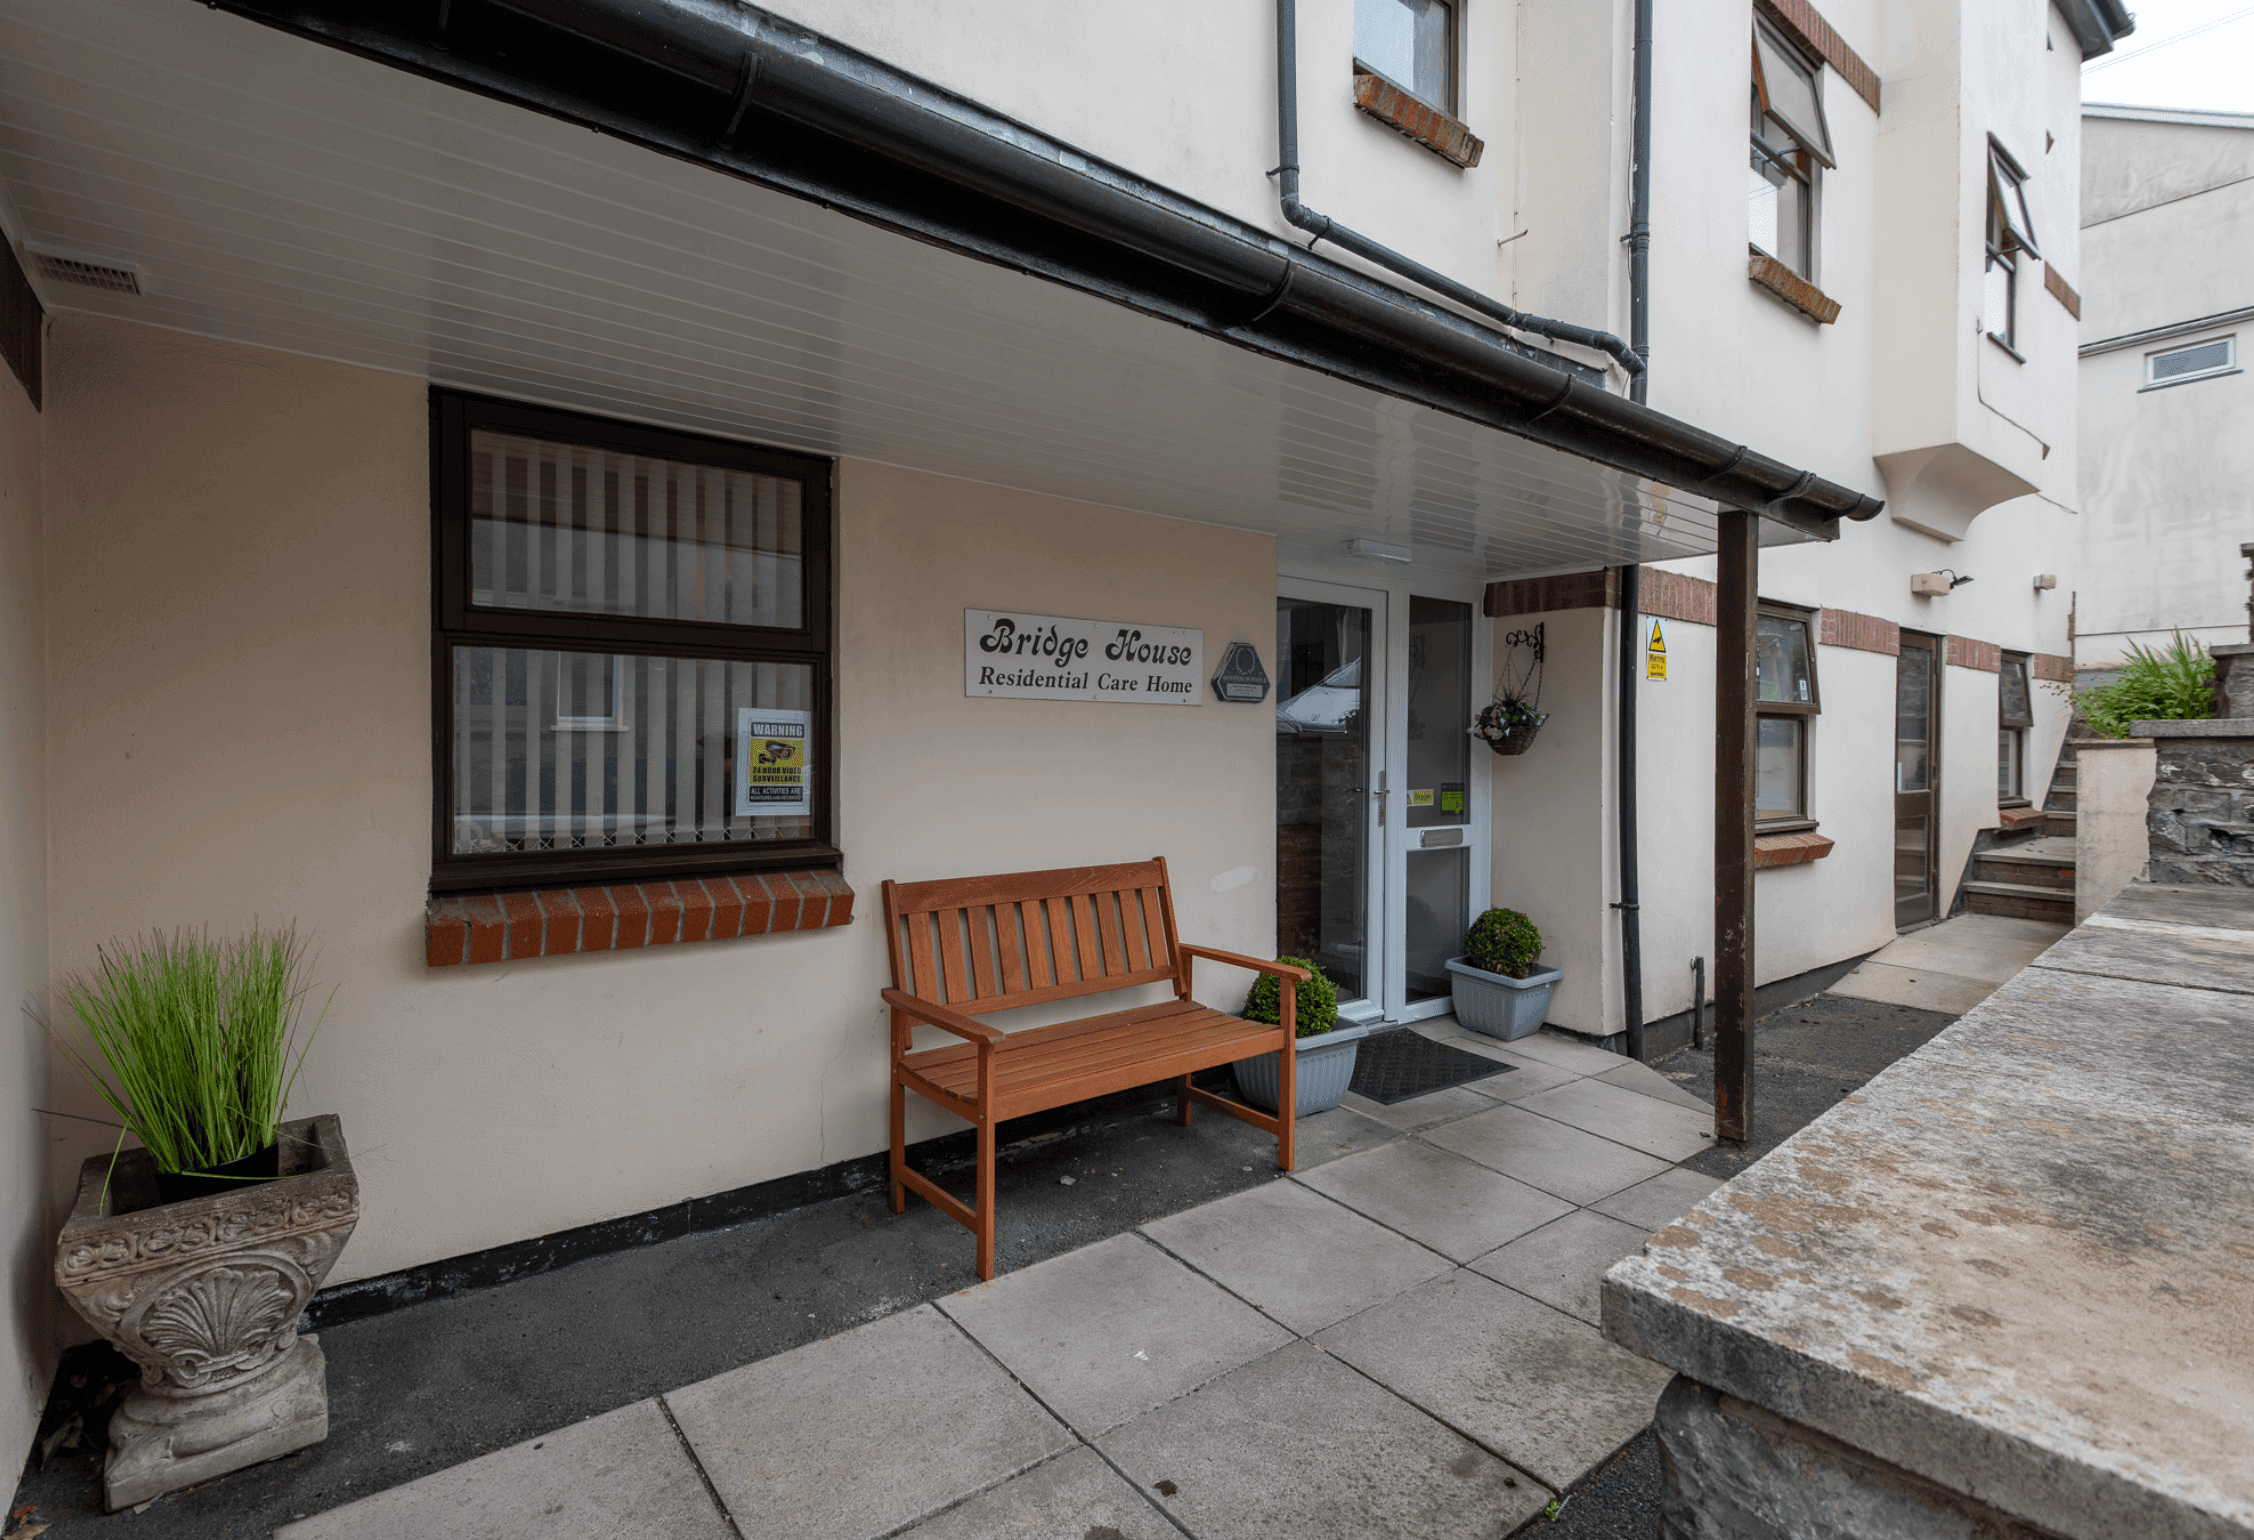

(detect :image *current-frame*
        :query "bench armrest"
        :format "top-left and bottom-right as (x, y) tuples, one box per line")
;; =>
(1178, 946), (1310, 982)
(881, 988), (1004, 1045)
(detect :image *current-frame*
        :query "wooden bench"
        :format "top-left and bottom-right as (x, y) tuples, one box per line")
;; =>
(881, 858), (1306, 1280)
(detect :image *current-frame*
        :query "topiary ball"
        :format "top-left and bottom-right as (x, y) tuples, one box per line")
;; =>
(1466, 908), (1542, 979)
(1241, 956), (1340, 1038)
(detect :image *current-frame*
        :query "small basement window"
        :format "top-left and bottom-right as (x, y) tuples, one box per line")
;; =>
(2144, 335), (2237, 389)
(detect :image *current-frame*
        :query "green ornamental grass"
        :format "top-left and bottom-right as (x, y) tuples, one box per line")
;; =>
(2078, 633), (2216, 738)
(50, 927), (328, 1180)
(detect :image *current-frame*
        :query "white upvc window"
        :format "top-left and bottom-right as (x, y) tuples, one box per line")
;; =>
(2143, 335), (2238, 389)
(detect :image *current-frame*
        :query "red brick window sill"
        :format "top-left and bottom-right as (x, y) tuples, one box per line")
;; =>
(426, 870), (855, 967)
(1754, 831), (1835, 868)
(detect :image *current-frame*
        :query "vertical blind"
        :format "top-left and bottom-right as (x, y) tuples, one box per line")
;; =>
(451, 430), (812, 857)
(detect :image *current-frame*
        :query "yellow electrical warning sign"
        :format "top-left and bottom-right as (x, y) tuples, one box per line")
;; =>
(1646, 619), (1667, 680)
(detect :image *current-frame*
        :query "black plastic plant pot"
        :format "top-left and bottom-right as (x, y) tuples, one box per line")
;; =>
(153, 1142), (280, 1205)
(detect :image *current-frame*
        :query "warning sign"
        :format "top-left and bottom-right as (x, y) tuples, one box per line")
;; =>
(735, 707), (811, 818)
(1646, 620), (1667, 681)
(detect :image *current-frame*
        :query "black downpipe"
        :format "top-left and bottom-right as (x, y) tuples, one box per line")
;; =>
(1272, 0), (1644, 385)
(1615, 0), (1654, 1060)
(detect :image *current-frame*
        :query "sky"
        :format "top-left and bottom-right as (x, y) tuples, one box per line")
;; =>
(2081, 0), (2254, 114)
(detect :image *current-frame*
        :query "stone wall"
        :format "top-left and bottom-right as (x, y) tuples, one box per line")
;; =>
(2137, 721), (2254, 886)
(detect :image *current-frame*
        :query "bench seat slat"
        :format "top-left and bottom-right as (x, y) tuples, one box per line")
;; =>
(889, 861), (1168, 917)
(905, 1005), (1276, 1121)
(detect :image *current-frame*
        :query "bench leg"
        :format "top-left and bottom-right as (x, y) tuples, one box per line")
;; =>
(975, 1115), (997, 1281)
(1175, 1073), (1194, 1126)
(889, 1074), (907, 1215)
(1276, 1029), (1297, 1172)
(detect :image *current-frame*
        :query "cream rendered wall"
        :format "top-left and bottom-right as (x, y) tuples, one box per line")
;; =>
(40, 314), (1277, 1287)
(1487, 606), (1615, 1035)
(0, 347), (50, 1479)
(2076, 115), (2254, 668)
(766, 0), (1523, 307)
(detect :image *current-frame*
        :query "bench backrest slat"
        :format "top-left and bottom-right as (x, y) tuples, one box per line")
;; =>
(883, 859), (1182, 1013)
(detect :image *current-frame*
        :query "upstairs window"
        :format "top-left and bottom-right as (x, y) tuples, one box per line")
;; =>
(1355, 0), (1456, 113)
(1755, 603), (1821, 829)
(1985, 140), (2039, 353)
(1749, 21), (1834, 279)
(1998, 653), (2033, 803)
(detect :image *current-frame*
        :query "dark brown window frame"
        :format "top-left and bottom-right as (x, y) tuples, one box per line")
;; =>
(1998, 650), (2033, 808)
(1755, 600), (1820, 833)
(429, 389), (836, 894)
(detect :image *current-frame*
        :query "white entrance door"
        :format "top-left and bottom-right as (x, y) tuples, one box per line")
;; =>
(1275, 570), (1489, 1024)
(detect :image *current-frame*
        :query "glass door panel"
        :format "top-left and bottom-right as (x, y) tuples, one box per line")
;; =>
(1276, 594), (1379, 1008)
(1894, 634), (1939, 928)
(1401, 596), (1474, 1004)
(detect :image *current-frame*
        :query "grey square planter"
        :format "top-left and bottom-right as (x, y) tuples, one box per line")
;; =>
(1231, 1022), (1371, 1115)
(1446, 957), (1562, 1040)
(53, 1113), (358, 1510)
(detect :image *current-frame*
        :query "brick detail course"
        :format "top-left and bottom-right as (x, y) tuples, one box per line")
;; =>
(2044, 263), (2081, 320)
(1818, 608), (1899, 656)
(1352, 69), (1484, 168)
(427, 869), (854, 966)
(2032, 652), (2073, 683)
(1749, 249), (1843, 324)
(1946, 635), (2002, 673)
(1755, 0), (1881, 112)
(1754, 830), (1836, 867)
(1642, 569), (1719, 627)
(2000, 805), (2047, 831)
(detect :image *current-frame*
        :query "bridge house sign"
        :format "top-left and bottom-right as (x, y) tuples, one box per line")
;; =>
(965, 609), (1203, 705)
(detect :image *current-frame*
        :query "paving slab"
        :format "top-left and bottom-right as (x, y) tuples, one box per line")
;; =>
(1593, 1059), (1712, 1112)
(665, 1304), (1071, 1540)
(1100, 1340), (1550, 1539)
(1294, 1139), (1575, 1261)
(1512, 1078), (1716, 1163)
(1463, 1055), (1583, 1103)
(1826, 959), (2000, 1015)
(937, 1232), (1292, 1437)
(897, 1448), (1177, 1540)
(274, 1400), (727, 1540)
(1283, 1102), (1401, 1167)
(1319, 1271), (1674, 1491)
(1854, 913), (2065, 983)
(1341, 1084), (1496, 1131)
(1466, 1029), (1626, 1076)
(1140, 1179), (1452, 1334)
(1421, 1102), (1672, 1205)
(1469, 1210), (1652, 1327)
(1590, 1168), (1727, 1234)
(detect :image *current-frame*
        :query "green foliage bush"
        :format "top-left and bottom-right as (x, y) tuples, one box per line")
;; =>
(49, 927), (329, 1179)
(2078, 634), (2215, 738)
(1466, 908), (1543, 979)
(1242, 955), (1341, 1039)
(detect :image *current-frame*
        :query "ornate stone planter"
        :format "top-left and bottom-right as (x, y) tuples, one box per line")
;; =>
(53, 1113), (358, 1510)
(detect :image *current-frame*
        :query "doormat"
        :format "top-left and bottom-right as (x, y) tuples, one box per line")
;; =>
(1348, 1029), (1515, 1105)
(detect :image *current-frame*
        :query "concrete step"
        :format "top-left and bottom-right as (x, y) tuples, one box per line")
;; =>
(2048, 789), (2078, 811)
(2045, 810), (2078, 838)
(2053, 764), (2078, 786)
(1963, 880), (2075, 922)
(1973, 849), (2076, 890)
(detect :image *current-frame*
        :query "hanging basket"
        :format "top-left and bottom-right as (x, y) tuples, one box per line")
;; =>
(1484, 723), (1542, 756)
(1472, 698), (1547, 758)
(1475, 626), (1547, 760)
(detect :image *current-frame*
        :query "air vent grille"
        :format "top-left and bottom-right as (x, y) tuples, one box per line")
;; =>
(2146, 336), (2234, 385)
(30, 251), (141, 296)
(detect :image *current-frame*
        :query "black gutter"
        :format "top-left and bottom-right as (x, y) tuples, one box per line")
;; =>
(1272, 0), (1641, 385)
(2053, 0), (2136, 59)
(205, 0), (1883, 535)
(1615, 0), (1654, 1060)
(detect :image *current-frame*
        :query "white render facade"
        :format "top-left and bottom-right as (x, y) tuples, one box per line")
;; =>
(0, 0), (2124, 1472)
(2077, 104), (2254, 672)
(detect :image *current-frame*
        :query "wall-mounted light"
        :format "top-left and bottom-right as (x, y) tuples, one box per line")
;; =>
(1910, 569), (1974, 596)
(2032, 573), (2057, 591)
(1348, 537), (1412, 564)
